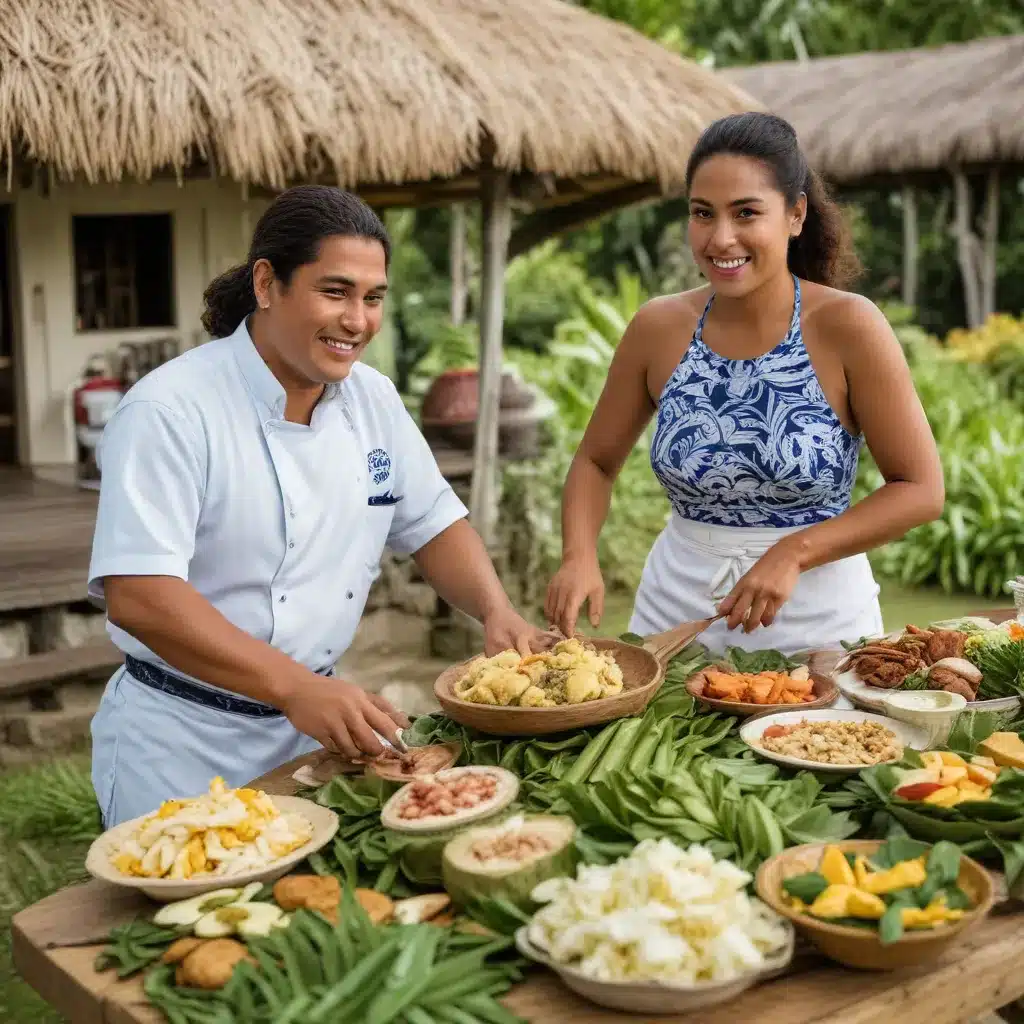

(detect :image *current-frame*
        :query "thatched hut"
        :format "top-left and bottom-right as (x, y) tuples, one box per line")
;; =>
(0, 0), (754, 510)
(727, 35), (1024, 324)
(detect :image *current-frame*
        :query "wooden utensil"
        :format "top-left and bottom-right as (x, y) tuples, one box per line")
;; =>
(433, 616), (720, 737)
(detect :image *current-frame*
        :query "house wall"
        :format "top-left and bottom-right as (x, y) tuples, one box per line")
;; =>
(10, 177), (271, 467)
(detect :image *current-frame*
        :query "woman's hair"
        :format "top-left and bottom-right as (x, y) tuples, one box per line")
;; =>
(684, 112), (861, 289)
(201, 185), (390, 338)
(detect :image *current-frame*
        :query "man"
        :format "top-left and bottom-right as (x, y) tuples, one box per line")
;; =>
(89, 186), (545, 825)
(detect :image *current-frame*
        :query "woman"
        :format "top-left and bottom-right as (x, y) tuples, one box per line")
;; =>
(90, 186), (546, 826)
(546, 113), (943, 656)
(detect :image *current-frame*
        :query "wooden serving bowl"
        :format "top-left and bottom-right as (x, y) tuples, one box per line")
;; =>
(686, 667), (839, 718)
(433, 618), (719, 737)
(755, 840), (994, 971)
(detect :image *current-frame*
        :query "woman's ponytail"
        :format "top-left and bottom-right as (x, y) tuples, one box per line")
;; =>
(788, 168), (861, 289)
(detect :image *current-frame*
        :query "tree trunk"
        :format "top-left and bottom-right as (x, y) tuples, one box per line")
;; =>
(450, 203), (468, 327)
(951, 168), (983, 329)
(468, 172), (511, 550)
(980, 168), (1000, 321)
(901, 183), (918, 310)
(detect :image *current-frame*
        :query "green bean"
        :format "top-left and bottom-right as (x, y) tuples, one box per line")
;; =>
(306, 937), (401, 1023)
(458, 993), (525, 1024)
(627, 718), (666, 774)
(274, 993), (316, 1024)
(267, 929), (311, 993)
(561, 722), (619, 785)
(251, 945), (292, 1011)
(364, 928), (442, 1024)
(299, 909), (345, 983)
(590, 717), (645, 782)
(403, 1008), (440, 1024)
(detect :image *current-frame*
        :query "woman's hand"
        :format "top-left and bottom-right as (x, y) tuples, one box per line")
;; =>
(545, 554), (606, 638)
(482, 604), (557, 657)
(718, 539), (804, 633)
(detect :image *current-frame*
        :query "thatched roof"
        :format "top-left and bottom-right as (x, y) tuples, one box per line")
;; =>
(0, 0), (754, 197)
(727, 35), (1024, 184)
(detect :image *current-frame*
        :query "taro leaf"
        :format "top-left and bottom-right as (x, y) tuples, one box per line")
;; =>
(781, 805), (859, 845)
(782, 872), (829, 904)
(989, 835), (1024, 899)
(619, 632), (645, 646)
(724, 647), (799, 673)
(878, 902), (906, 945)
(926, 840), (963, 886)
(944, 710), (1007, 754)
(870, 836), (932, 870)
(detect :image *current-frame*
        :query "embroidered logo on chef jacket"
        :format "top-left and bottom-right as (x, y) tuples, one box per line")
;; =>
(367, 448), (403, 506)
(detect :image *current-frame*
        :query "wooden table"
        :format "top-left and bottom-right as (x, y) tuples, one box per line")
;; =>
(12, 748), (1024, 1024)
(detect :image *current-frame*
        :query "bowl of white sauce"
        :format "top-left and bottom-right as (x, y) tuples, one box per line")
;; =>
(880, 690), (967, 748)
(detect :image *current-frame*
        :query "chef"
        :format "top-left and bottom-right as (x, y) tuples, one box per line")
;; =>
(89, 186), (546, 826)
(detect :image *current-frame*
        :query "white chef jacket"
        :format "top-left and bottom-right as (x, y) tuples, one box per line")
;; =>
(88, 318), (467, 825)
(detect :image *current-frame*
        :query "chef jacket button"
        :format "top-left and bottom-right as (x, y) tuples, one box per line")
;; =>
(326, 649), (333, 656)
(288, 541), (295, 549)
(279, 595), (287, 603)
(346, 591), (354, 600)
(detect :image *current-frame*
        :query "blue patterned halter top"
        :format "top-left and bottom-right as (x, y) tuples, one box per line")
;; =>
(650, 277), (862, 529)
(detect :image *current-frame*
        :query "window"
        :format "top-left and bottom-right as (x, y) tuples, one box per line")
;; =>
(73, 214), (175, 331)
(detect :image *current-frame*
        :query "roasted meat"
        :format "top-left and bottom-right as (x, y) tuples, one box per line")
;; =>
(923, 630), (968, 664)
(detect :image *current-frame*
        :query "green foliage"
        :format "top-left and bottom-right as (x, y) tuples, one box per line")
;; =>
(857, 319), (1024, 598)
(502, 271), (671, 602)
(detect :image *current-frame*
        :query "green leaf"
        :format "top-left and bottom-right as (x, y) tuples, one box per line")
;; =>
(870, 837), (932, 869)
(878, 902), (906, 945)
(781, 872), (830, 904)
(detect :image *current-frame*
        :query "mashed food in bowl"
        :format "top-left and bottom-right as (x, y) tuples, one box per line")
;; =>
(454, 638), (623, 707)
(758, 719), (902, 766)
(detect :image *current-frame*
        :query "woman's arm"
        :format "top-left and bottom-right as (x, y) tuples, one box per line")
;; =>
(545, 302), (663, 635)
(720, 296), (944, 631)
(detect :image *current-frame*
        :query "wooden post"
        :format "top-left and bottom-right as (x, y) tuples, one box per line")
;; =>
(450, 204), (468, 327)
(901, 183), (918, 310)
(951, 168), (983, 329)
(980, 168), (1000, 322)
(469, 171), (512, 550)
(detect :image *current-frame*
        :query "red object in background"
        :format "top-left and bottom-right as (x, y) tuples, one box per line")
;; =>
(73, 376), (123, 426)
(893, 782), (945, 801)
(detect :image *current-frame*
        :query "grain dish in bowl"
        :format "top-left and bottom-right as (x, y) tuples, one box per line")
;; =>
(758, 718), (902, 767)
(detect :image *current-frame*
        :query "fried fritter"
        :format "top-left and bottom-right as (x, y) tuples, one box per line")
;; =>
(161, 937), (206, 964)
(861, 661), (912, 688)
(924, 630), (968, 664)
(355, 888), (394, 924)
(273, 873), (341, 913)
(177, 938), (253, 990)
(929, 668), (976, 699)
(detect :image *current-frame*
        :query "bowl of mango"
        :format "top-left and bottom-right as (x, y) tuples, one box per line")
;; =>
(755, 838), (994, 969)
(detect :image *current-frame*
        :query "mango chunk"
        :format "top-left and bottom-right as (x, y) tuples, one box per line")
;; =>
(921, 752), (945, 772)
(978, 733), (1024, 769)
(939, 766), (968, 785)
(820, 845), (857, 887)
(862, 858), (927, 895)
(846, 889), (886, 919)
(809, 884), (858, 919)
(938, 751), (968, 767)
(853, 855), (872, 890)
(923, 785), (962, 808)
(965, 764), (998, 787)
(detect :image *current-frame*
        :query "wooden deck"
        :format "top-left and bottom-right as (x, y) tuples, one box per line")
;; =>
(0, 469), (98, 613)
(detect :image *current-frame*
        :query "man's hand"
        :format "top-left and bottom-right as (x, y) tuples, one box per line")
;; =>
(279, 673), (410, 761)
(482, 604), (557, 658)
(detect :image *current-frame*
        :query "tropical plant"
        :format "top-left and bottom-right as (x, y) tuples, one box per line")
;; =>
(857, 319), (1024, 598)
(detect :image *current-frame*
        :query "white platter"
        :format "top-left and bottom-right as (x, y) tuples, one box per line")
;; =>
(514, 924), (794, 1014)
(833, 639), (1022, 714)
(739, 708), (930, 774)
(85, 795), (339, 902)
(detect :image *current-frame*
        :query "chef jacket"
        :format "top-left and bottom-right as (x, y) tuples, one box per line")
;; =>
(87, 318), (467, 690)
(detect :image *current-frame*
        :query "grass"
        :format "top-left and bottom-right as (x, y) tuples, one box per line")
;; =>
(0, 580), (1013, 1023)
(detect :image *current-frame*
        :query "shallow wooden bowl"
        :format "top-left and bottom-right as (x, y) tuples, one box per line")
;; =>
(686, 667), (839, 718)
(433, 638), (663, 737)
(755, 840), (994, 971)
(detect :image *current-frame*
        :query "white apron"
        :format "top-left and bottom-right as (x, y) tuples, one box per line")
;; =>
(629, 515), (883, 662)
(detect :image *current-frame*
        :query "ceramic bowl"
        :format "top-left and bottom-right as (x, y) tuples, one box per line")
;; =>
(514, 923), (794, 1013)
(85, 795), (338, 902)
